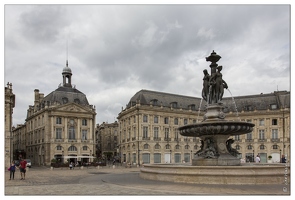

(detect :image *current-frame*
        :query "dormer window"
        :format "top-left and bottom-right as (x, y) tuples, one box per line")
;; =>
(62, 97), (68, 104)
(270, 104), (277, 110)
(189, 104), (196, 110)
(171, 102), (178, 108)
(245, 105), (252, 111)
(74, 98), (80, 104)
(150, 99), (158, 106)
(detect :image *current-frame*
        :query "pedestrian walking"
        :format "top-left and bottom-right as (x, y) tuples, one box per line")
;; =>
(19, 158), (27, 180)
(9, 161), (16, 180)
(255, 155), (260, 163)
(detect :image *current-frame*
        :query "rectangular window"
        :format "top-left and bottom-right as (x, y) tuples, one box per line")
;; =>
(174, 153), (181, 163)
(132, 153), (136, 164)
(154, 116), (158, 123)
(259, 119), (265, 126)
(56, 128), (62, 139)
(82, 130), (87, 140)
(164, 128), (169, 139)
(56, 117), (62, 124)
(164, 117), (169, 124)
(69, 127), (75, 139)
(247, 132), (252, 140)
(154, 153), (161, 163)
(184, 119), (188, 125)
(133, 127), (136, 138)
(143, 126), (148, 138)
(272, 119), (278, 125)
(154, 127), (159, 138)
(259, 130), (265, 140)
(82, 119), (87, 126)
(234, 135), (240, 141)
(184, 153), (190, 162)
(175, 129), (179, 139)
(174, 118), (178, 125)
(143, 115), (148, 123)
(272, 129), (278, 139)
(142, 153), (150, 164)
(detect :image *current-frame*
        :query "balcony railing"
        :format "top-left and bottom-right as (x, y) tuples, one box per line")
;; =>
(164, 138), (171, 141)
(258, 139), (266, 142)
(246, 139), (254, 142)
(271, 138), (280, 142)
(154, 137), (161, 141)
(142, 137), (150, 140)
(55, 139), (64, 142)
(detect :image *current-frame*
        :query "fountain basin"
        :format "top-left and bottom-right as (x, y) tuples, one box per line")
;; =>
(140, 163), (290, 185)
(179, 121), (255, 137)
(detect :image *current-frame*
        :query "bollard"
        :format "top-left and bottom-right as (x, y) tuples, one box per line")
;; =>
(112, 165), (115, 169)
(80, 166), (84, 170)
(97, 166), (100, 169)
(50, 167), (53, 170)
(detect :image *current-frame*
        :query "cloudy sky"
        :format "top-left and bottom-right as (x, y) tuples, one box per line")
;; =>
(3, 3), (291, 126)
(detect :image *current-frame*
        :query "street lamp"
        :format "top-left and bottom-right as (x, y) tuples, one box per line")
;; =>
(170, 149), (172, 163)
(253, 149), (254, 162)
(138, 149), (141, 166)
(280, 149), (282, 163)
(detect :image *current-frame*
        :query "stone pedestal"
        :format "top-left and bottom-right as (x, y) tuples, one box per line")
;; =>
(194, 134), (240, 166)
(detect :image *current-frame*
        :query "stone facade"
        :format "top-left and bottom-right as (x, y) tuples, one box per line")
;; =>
(5, 82), (15, 168)
(11, 62), (96, 166)
(117, 90), (290, 165)
(96, 122), (119, 160)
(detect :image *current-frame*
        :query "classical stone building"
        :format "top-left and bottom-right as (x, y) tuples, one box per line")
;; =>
(117, 89), (290, 165)
(12, 62), (96, 166)
(95, 121), (119, 161)
(5, 82), (15, 168)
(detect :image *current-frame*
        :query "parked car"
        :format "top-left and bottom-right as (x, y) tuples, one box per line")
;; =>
(25, 159), (32, 168)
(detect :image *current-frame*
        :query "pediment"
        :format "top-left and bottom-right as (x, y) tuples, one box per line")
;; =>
(55, 103), (88, 112)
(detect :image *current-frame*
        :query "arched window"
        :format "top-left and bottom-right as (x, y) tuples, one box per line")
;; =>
(56, 145), (62, 150)
(175, 145), (180, 149)
(68, 146), (77, 151)
(194, 145), (198, 150)
(155, 144), (161, 149)
(185, 145), (190, 149)
(260, 145), (265, 150)
(165, 144), (170, 149)
(247, 145), (252, 150)
(144, 144), (149, 149)
(236, 145), (240, 150)
(82, 146), (88, 151)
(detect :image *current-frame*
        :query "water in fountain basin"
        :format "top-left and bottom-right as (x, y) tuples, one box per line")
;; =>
(227, 88), (240, 121)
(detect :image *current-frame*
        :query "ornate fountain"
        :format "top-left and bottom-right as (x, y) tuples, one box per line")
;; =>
(179, 50), (255, 166)
(140, 51), (289, 186)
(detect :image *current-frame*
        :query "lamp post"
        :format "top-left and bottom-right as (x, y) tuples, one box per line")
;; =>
(138, 149), (141, 166)
(253, 149), (254, 162)
(280, 149), (282, 163)
(170, 149), (172, 163)
(62, 151), (64, 163)
(191, 150), (193, 163)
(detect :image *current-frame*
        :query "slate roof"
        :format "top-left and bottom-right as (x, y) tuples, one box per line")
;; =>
(42, 86), (89, 106)
(127, 89), (290, 112)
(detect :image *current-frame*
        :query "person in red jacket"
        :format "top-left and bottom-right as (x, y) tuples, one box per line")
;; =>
(19, 158), (27, 180)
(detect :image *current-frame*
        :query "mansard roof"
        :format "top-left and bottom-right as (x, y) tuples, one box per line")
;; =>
(127, 89), (290, 112)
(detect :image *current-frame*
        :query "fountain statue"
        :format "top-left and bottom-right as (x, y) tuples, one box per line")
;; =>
(179, 50), (255, 166)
